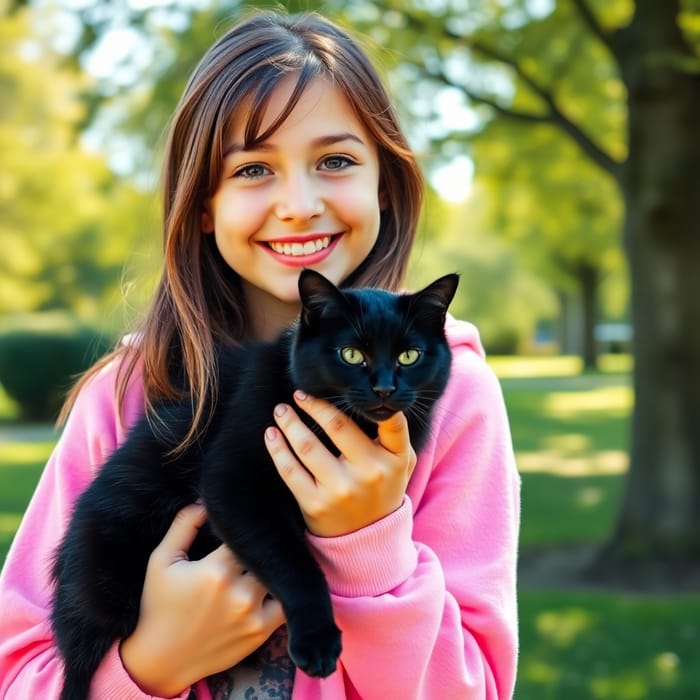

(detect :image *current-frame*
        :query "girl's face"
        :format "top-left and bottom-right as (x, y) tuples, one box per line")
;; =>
(202, 75), (382, 338)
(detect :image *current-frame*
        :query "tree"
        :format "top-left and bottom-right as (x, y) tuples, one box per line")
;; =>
(0, 1), (157, 326)
(469, 119), (625, 365)
(585, 0), (700, 576)
(349, 0), (700, 579)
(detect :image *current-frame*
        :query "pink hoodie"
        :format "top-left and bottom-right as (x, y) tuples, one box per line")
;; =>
(0, 317), (520, 699)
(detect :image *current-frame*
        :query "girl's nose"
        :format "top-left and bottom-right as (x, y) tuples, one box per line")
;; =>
(275, 171), (324, 222)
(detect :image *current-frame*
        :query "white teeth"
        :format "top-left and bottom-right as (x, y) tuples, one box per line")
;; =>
(269, 236), (331, 256)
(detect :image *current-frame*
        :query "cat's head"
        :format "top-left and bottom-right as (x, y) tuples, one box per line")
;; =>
(290, 270), (458, 443)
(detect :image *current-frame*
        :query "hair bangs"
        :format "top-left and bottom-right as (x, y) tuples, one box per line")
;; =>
(242, 59), (325, 148)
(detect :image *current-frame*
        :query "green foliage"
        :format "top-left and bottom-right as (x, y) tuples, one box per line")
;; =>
(0, 5), (160, 326)
(409, 186), (558, 353)
(0, 314), (113, 421)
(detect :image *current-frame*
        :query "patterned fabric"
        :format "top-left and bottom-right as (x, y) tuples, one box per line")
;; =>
(207, 626), (294, 700)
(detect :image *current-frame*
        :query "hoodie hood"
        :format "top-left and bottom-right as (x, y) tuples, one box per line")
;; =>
(445, 313), (485, 360)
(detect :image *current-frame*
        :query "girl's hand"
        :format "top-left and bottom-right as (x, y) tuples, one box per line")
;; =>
(119, 503), (285, 697)
(264, 391), (417, 537)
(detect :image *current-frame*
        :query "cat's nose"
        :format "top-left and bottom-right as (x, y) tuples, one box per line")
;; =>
(373, 385), (396, 400)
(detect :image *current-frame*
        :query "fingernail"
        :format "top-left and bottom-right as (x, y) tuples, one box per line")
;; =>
(274, 404), (287, 417)
(294, 390), (307, 401)
(265, 426), (277, 441)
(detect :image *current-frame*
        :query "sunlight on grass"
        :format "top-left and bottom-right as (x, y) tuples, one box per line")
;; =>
(519, 591), (700, 700)
(511, 379), (632, 477)
(517, 448), (628, 476)
(536, 608), (598, 647)
(589, 673), (649, 699)
(489, 355), (583, 378)
(0, 441), (55, 466)
(524, 660), (562, 684)
(577, 485), (605, 508)
(0, 385), (19, 421)
(544, 386), (633, 418)
(597, 355), (633, 374)
(0, 513), (22, 538)
(489, 354), (632, 379)
(652, 652), (680, 686)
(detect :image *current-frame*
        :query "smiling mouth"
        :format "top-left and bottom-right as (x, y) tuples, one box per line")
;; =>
(267, 236), (332, 257)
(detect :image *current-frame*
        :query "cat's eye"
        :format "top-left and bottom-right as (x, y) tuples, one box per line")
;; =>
(340, 346), (366, 365)
(397, 349), (422, 366)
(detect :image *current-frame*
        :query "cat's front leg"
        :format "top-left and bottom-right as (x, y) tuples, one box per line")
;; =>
(283, 575), (342, 678)
(202, 481), (341, 677)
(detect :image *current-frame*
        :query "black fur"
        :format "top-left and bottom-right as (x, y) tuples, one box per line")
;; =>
(51, 270), (458, 699)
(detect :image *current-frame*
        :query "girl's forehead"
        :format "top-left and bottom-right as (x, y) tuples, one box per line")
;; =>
(225, 74), (368, 148)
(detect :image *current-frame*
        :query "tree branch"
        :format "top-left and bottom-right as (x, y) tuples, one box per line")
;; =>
(454, 40), (624, 179)
(569, 0), (617, 54)
(374, 2), (625, 179)
(461, 89), (551, 124)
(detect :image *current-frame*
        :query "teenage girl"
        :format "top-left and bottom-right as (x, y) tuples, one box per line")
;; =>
(0, 11), (520, 700)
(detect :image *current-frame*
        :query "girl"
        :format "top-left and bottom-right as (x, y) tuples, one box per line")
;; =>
(0, 11), (520, 700)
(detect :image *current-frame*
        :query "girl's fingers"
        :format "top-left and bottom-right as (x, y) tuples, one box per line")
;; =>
(377, 411), (417, 477)
(376, 411), (410, 455)
(266, 392), (416, 537)
(264, 424), (318, 497)
(269, 400), (338, 482)
(290, 391), (378, 465)
(152, 502), (208, 566)
(203, 542), (247, 577)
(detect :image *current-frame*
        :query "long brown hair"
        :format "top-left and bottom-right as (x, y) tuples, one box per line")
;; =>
(61, 11), (424, 447)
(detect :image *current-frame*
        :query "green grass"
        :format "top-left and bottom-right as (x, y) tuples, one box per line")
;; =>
(517, 590), (700, 700)
(0, 431), (55, 564)
(1, 356), (699, 699)
(488, 355), (700, 700)
(493, 357), (632, 550)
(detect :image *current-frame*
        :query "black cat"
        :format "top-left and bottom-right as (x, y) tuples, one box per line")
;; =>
(51, 269), (458, 700)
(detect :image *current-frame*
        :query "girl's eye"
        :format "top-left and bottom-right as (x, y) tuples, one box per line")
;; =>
(320, 155), (355, 171)
(340, 346), (366, 365)
(397, 349), (421, 366)
(233, 163), (270, 179)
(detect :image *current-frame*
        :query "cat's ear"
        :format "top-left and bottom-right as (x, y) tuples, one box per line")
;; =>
(298, 269), (348, 324)
(410, 273), (460, 322)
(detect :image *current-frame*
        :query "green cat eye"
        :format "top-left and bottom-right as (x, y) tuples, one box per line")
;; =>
(340, 346), (366, 365)
(397, 349), (422, 366)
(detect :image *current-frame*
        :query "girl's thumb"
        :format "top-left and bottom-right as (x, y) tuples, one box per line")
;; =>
(156, 502), (207, 564)
(376, 411), (409, 455)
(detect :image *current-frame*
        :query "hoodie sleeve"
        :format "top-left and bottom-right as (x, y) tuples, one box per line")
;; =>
(0, 361), (194, 700)
(297, 320), (520, 699)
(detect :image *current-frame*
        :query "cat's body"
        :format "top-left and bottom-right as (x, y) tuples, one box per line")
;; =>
(51, 270), (458, 700)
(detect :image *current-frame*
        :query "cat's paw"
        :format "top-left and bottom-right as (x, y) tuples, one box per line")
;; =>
(288, 621), (342, 678)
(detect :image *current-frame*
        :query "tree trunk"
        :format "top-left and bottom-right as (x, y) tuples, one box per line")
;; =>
(599, 0), (700, 576)
(576, 262), (599, 371)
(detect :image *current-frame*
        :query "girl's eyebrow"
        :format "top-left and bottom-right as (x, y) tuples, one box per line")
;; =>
(223, 132), (366, 157)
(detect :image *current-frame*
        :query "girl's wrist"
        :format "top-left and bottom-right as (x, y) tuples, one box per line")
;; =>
(119, 633), (189, 698)
(306, 497), (417, 597)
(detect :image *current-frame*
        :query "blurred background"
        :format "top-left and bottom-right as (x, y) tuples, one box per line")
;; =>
(1, 1), (699, 698)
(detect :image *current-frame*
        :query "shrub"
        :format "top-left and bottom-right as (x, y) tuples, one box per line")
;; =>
(0, 315), (113, 422)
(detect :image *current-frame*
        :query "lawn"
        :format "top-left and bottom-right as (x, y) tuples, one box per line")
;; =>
(489, 356), (700, 700)
(1, 355), (698, 699)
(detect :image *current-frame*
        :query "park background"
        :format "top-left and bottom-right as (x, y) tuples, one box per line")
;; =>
(1, 1), (699, 698)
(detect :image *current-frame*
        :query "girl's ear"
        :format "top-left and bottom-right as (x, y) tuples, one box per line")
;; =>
(201, 207), (214, 234)
(378, 186), (388, 211)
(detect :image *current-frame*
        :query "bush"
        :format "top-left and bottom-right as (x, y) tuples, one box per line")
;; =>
(0, 314), (114, 421)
